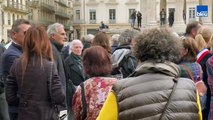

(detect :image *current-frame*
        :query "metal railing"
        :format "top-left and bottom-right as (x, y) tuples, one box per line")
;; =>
(4, 1), (27, 13)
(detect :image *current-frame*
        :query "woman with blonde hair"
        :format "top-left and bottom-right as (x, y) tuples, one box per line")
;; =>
(6, 26), (65, 120)
(179, 37), (206, 95)
(195, 26), (213, 119)
(195, 26), (212, 51)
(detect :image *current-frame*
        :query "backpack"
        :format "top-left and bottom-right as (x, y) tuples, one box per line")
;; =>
(111, 52), (137, 79)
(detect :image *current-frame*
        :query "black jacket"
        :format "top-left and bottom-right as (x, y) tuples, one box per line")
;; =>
(6, 57), (65, 120)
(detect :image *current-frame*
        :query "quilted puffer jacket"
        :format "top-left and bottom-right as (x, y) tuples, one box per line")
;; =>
(113, 62), (200, 120)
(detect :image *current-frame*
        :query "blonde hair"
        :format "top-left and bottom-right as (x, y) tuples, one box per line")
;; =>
(195, 27), (213, 51)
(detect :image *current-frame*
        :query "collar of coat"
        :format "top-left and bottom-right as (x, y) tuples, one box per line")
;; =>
(50, 39), (64, 51)
(131, 61), (180, 78)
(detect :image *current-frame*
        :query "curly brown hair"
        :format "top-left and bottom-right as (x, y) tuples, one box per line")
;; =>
(134, 28), (182, 63)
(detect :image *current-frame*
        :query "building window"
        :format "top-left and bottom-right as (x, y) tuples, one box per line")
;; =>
(109, 9), (116, 20)
(189, 7), (195, 19)
(28, 12), (33, 20)
(12, 14), (15, 23)
(89, 9), (96, 23)
(129, 9), (135, 19)
(109, 9), (116, 23)
(76, 10), (80, 20)
(89, 9), (96, 20)
(8, 13), (11, 25)
(2, 12), (4, 25)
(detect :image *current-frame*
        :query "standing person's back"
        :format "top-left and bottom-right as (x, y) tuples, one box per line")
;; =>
(98, 28), (202, 120)
(160, 9), (166, 26)
(137, 11), (142, 28)
(6, 26), (65, 120)
(72, 46), (117, 120)
(2, 19), (31, 120)
(0, 45), (10, 120)
(179, 37), (207, 109)
(130, 10), (136, 28)
(195, 26), (213, 119)
(111, 29), (139, 79)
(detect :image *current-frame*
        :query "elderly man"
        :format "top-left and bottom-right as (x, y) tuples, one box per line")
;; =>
(111, 29), (139, 79)
(65, 39), (85, 120)
(82, 34), (94, 52)
(2, 19), (31, 120)
(185, 21), (202, 39)
(47, 23), (67, 94)
(47, 23), (68, 119)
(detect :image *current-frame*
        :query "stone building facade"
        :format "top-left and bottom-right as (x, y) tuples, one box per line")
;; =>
(73, 0), (213, 39)
(0, 0), (28, 41)
(0, 0), (74, 42)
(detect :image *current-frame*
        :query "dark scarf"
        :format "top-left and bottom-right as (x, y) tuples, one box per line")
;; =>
(71, 52), (83, 70)
(50, 39), (64, 51)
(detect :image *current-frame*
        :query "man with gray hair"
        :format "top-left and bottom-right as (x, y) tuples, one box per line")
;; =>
(111, 29), (139, 79)
(47, 23), (68, 116)
(111, 34), (120, 53)
(82, 34), (94, 52)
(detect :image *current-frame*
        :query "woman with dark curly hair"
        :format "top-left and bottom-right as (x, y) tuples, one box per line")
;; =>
(97, 28), (202, 120)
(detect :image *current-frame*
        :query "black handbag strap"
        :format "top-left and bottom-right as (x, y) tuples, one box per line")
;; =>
(80, 83), (87, 120)
(159, 78), (178, 120)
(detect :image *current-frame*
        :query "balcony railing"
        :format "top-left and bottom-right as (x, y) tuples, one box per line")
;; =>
(38, 20), (54, 26)
(73, 19), (85, 24)
(40, 2), (55, 13)
(109, 19), (116, 23)
(89, 20), (96, 24)
(73, 0), (81, 6)
(3, 1), (28, 14)
(56, 0), (68, 7)
(27, 0), (39, 8)
(55, 11), (70, 19)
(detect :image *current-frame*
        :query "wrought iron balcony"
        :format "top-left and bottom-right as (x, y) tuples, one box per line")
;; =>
(40, 2), (55, 13)
(64, 25), (71, 30)
(56, 0), (68, 7)
(73, 19), (85, 24)
(38, 20), (54, 26)
(55, 11), (70, 19)
(73, 0), (81, 6)
(3, 1), (28, 14)
(27, 0), (39, 8)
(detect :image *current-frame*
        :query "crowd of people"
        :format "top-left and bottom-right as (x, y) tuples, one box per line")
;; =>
(0, 18), (213, 120)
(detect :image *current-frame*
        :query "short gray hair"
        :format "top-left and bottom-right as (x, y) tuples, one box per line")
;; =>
(118, 29), (139, 46)
(111, 34), (120, 45)
(47, 23), (64, 38)
(69, 39), (83, 53)
(85, 34), (95, 42)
